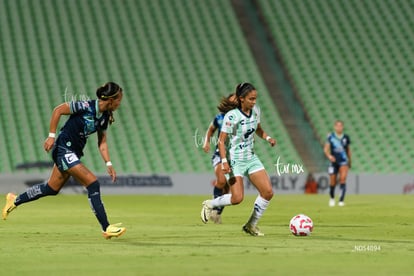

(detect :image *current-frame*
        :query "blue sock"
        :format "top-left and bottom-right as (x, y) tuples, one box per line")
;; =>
(15, 182), (59, 206)
(329, 185), (335, 199)
(339, 184), (346, 202)
(87, 181), (110, 231)
(213, 186), (223, 198)
(213, 186), (225, 214)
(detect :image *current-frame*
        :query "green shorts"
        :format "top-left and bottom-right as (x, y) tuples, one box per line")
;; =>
(225, 154), (265, 180)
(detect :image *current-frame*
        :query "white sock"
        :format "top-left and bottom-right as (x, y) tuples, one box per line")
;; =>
(247, 195), (270, 226)
(210, 194), (232, 208)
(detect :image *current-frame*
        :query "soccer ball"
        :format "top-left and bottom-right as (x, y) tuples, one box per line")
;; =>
(289, 214), (313, 236)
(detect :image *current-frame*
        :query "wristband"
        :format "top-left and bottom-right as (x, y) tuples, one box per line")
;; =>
(48, 132), (56, 138)
(106, 161), (113, 166)
(266, 136), (271, 141)
(221, 158), (228, 163)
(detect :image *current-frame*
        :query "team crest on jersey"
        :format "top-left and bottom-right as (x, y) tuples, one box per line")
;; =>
(80, 101), (90, 108)
(342, 138), (347, 144)
(100, 119), (105, 126)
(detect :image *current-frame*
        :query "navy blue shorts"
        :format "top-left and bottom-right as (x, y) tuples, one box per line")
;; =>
(328, 162), (348, 175)
(211, 151), (221, 168)
(52, 145), (81, 172)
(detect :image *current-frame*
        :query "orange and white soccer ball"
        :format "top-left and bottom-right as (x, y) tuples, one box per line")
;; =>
(289, 214), (313, 236)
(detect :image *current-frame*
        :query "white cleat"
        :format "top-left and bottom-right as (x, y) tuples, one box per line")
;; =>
(242, 223), (264, 237)
(329, 198), (335, 207)
(201, 200), (213, 223)
(338, 201), (345, 207)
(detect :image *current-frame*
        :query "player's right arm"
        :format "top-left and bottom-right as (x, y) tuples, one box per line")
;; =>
(324, 138), (336, 163)
(218, 131), (230, 173)
(219, 111), (236, 173)
(203, 124), (217, 153)
(44, 103), (71, 152)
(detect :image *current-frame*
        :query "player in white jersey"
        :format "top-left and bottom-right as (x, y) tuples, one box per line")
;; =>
(200, 83), (276, 236)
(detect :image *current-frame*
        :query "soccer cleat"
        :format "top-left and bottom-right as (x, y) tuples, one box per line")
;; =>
(2, 193), (17, 220)
(242, 223), (264, 237)
(200, 200), (213, 223)
(102, 223), (126, 240)
(329, 198), (335, 207)
(338, 201), (345, 207)
(210, 210), (222, 224)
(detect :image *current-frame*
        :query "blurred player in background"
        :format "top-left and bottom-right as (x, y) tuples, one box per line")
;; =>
(304, 172), (318, 194)
(202, 93), (237, 224)
(2, 82), (126, 239)
(201, 83), (276, 236)
(324, 120), (351, 207)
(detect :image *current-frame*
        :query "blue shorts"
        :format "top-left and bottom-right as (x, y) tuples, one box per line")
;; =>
(211, 151), (221, 168)
(52, 145), (81, 172)
(328, 161), (348, 175)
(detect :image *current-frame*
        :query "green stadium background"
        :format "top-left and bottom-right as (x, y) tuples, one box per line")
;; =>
(0, 0), (413, 176)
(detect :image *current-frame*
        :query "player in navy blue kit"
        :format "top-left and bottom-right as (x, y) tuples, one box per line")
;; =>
(2, 82), (126, 239)
(203, 94), (237, 223)
(324, 120), (351, 207)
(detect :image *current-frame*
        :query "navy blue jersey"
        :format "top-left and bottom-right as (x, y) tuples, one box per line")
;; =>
(56, 100), (110, 157)
(326, 132), (351, 165)
(211, 113), (225, 152)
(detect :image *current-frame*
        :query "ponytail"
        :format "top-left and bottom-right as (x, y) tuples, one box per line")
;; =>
(217, 93), (237, 113)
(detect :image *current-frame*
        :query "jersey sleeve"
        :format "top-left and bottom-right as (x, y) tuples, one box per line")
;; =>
(325, 133), (332, 143)
(212, 114), (220, 129)
(100, 114), (110, 131)
(69, 100), (93, 114)
(254, 105), (261, 124)
(221, 110), (237, 134)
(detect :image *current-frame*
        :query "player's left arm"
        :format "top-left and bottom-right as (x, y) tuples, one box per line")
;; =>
(98, 130), (116, 182)
(255, 123), (276, 147)
(346, 146), (352, 169)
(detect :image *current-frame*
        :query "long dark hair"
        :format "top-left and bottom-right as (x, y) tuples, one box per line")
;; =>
(235, 82), (255, 107)
(217, 93), (237, 113)
(96, 82), (122, 124)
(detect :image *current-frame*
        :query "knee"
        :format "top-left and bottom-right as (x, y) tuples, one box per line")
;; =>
(86, 181), (100, 195)
(215, 176), (227, 189)
(231, 194), (244, 205)
(44, 183), (59, 196)
(261, 188), (273, 201)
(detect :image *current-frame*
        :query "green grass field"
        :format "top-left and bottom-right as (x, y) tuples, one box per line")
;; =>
(0, 194), (413, 275)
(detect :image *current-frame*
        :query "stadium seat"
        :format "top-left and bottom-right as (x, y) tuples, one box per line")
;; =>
(258, 0), (414, 172)
(0, 0), (302, 173)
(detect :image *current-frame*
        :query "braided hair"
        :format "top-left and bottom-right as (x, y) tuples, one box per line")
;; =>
(96, 82), (122, 124)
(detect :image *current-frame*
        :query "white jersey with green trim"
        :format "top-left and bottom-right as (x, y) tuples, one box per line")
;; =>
(221, 105), (261, 161)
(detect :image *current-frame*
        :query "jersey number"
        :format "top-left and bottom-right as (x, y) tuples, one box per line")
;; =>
(244, 128), (255, 139)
